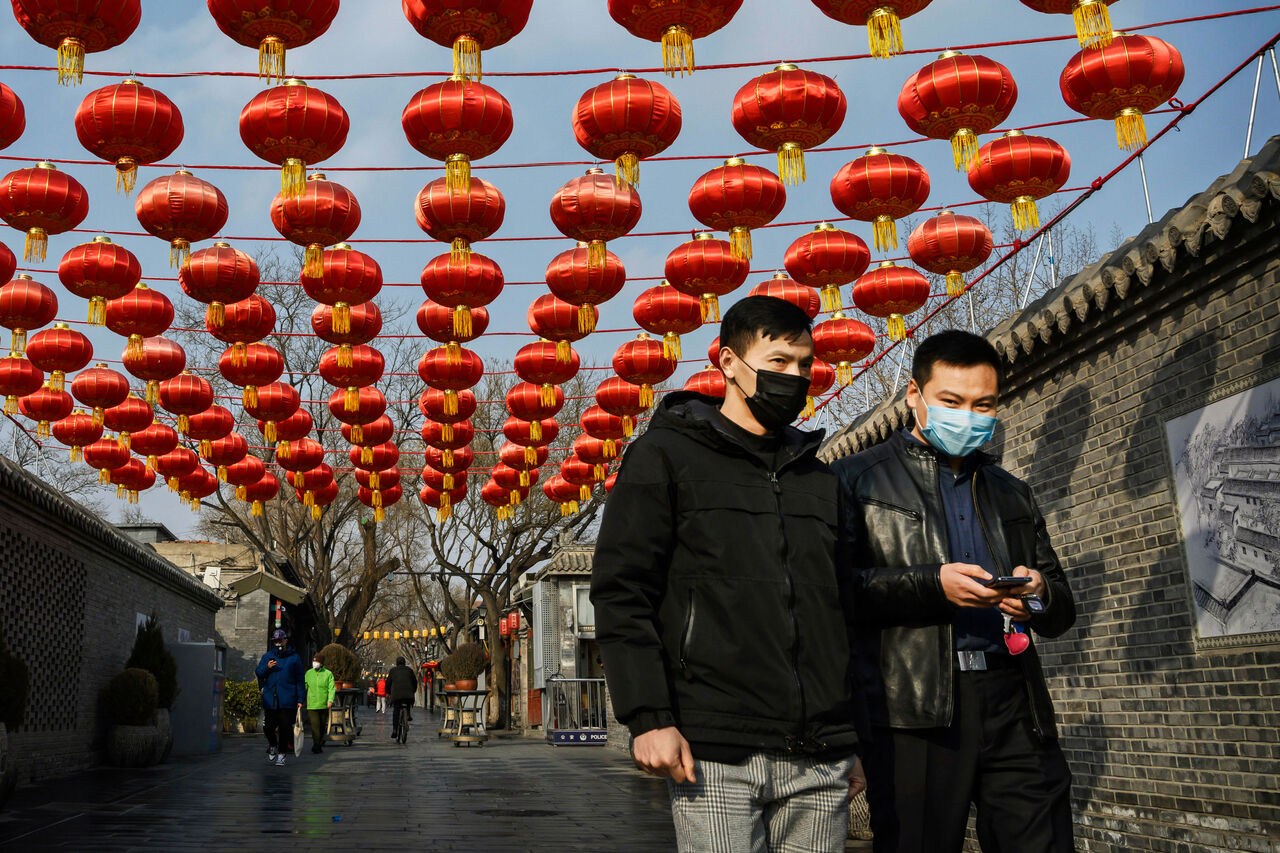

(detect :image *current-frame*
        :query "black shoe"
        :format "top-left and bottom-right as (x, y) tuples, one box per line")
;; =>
(310, 746), (320, 754)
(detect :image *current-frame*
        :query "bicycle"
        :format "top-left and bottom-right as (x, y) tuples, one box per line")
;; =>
(392, 700), (410, 744)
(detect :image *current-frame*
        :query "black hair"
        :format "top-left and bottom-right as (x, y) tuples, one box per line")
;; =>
(396, 656), (406, 666)
(911, 330), (1002, 390)
(719, 295), (813, 357)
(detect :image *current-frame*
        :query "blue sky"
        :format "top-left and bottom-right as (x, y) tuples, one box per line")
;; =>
(1, 0), (1276, 536)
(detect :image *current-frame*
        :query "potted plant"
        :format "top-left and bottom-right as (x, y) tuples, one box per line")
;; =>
(102, 668), (161, 767)
(320, 643), (359, 688)
(126, 614), (178, 763)
(0, 626), (30, 809)
(441, 642), (487, 691)
(223, 680), (262, 734)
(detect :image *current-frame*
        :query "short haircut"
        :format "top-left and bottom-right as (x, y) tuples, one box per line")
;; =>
(720, 295), (813, 356)
(396, 656), (406, 666)
(912, 330), (1002, 390)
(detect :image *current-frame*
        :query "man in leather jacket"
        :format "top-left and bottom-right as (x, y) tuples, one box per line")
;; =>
(833, 330), (1076, 852)
(592, 296), (866, 852)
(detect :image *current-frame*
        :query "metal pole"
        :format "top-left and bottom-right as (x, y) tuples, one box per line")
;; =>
(1138, 154), (1154, 224)
(966, 290), (977, 334)
(1046, 228), (1056, 293)
(1271, 47), (1280, 101)
(891, 349), (906, 396)
(1019, 234), (1047, 310)
(1245, 54), (1264, 157)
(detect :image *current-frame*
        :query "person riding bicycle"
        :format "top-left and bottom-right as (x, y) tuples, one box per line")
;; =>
(386, 656), (417, 739)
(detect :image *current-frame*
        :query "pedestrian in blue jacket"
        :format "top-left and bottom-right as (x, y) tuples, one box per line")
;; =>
(256, 629), (305, 766)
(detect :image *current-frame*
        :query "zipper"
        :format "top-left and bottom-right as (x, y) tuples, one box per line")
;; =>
(678, 588), (697, 679)
(920, 450), (956, 726)
(769, 470), (808, 748)
(861, 496), (922, 520)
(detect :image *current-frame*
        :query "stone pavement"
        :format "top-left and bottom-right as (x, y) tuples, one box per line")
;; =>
(0, 709), (676, 852)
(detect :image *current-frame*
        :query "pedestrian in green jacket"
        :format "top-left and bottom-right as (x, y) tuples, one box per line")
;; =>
(305, 654), (336, 754)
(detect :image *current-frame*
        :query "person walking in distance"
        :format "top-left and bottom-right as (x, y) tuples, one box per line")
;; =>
(592, 296), (866, 853)
(376, 674), (387, 714)
(255, 629), (305, 767)
(305, 651), (335, 754)
(833, 330), (1077, 852)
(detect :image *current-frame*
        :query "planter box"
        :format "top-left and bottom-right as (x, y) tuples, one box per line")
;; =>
(105, 725), (162, 768)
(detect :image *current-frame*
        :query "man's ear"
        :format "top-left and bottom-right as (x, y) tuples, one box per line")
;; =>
(717, 345), (735, 379)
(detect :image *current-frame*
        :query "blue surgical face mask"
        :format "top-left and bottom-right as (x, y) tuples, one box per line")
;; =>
(920, 405), (997, 458)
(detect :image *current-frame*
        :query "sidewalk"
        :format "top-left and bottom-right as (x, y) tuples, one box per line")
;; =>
(0, 709), (675, 852)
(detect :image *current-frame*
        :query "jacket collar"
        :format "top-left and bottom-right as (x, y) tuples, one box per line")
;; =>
(651, 390), (826, 468)
(892, 428), (997, 469)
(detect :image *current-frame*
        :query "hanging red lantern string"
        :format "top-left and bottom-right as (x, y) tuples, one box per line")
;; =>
(26, 322), (92, 393)
(481, 477), (517, 519)
(239, 78), (349, 198)
(82, 434), (129, 484)
(102, 393), (152, 450)
(74, 78), (184, 193)
(418, 346), (483, 416)
(244, 381), (301, 444)
(907, 210), (993, 297)
(242, 471), (280, 517)
(967, 130), (1071, 231)
(176, 465), (219, 509)
(157, 370), (213, 436)
(549, 168), (642, 270)
(783, 223), (870, 313)
(0, 84), (25, 150)
(528, 293), (595, 363)
(851, 260), (930, 341)
(104, 284), (173, 361)
(202, 431), (249, 483)
(515, 340), (580, 408)
(402, 75), (513, 192)
(572, 73), (681, 187)
(135, 169), (229, 267)
(327, 387), (387, 435)
(898, 50), (1018, 171)
(503, 416), (558, 465)
(57, 237), (140, 325)
(581, 405), (626, 459)
(345, 414), (395, 464)
(415, 176), (504, 266)
(11, 0), (141, 85)
(271, 172), (361, 276)
(731, 63), (846, 185)
(498, 443), (546, 488)
(688, 157), (786, 261)
(187, 404), (235, 457)
(421, 418), (475, 468)
(312, 300), (381, 370)
(750, 273), (822, 320)
(276, 436), (325, 486)
(419, 388), (477, 439)
(402, 0), (534, 82)
(812, 314), (876, 386)
(613, 333), (676, 408)
(417, 301), (488, 365)
(424, 445), (474, 492)
(319, 343), (384, 412)
(208, 0), (340, 81)
(108, 458), (154, 502)
(607, 0), (743, 77)
(265, 407), (312, 458)
(809, 0), (934, 59)
(129, 421), (178, 473)
(665, 232), (749, 322)
(211, 293), (276, 367)
(420, 251), (504, 339)
(505, 382), (564, 436)
(596, 376), (647, 438)
(225, 455), (267, 501)
(122, 335), (185, 404)
(560, 454), (599, 502)
(544, 242), (626, 335)
(494, 462), (537, 504)
(1060, 33), (1185, 152)
(180, 242), (260, 328)
(304, 244), (382, 338)
(421, 481), (468, 523)
(804, 360), (836, 417)
(544, 473), (581, 516)
(152, 446), (198, 492)
(830, 147), (930, 252)
(1017, 0), (1117, 50)
(0, 161), (89, 261)
(0, 274), (57, 356)
(574, 435), (616, 481)
(219, 342), (284, 408)
(633, 282), (702, 360)
(52, 408), (101, 461)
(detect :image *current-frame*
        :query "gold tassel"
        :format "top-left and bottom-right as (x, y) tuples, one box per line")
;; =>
(443, 449), (454, 468)
(258, 36), (286, 82)
(166, 475), (178, 491)
(345, 386), (359, 412)
(540, 384), (556, 408)
(446, 154), (471, 194)
(1010, 196), (1040, 232)
(88, 296), (106, 326)
(170, 239), (191, 269)
(594, 464), (606, 480)
(519, 471), (529, 488)
(311, 505), (322, 520)
(1073, 0), (1115, 49)
(125, 335), (144, 361)
(361, 445), (373, 464)
(440, 424), (453, 443)
(450, 238), (471, 267)
(623, 416), (634, 438)
(888, 315), (907, 342)
(729, 226), (752, 260)
(660, 25), (694, 77)
(820, 285), (840, 314)
(1115, 108), (1147, 152)
(57, 37), (86, 85)
(453, 35), (482, 80)
(129, 489), (139, 504)
(699, 294), (721, 323)
(177, 414), (189, 435)
(115, 484), (125, 499)
(777, 143), (806, 185)
(9, 328), (25, 356)
(93, 407), (105, 428)
(146, 454), (157, 471)
(333, 303), (351, 336)
(236, 485), (247, 500)
(803, 396), (816, 418)
(497, 505), (510, 521)
(217, 465), (228, 482)
(579, 485), (591, 502)
(587, 241), (607, 270)
(523, 446), (536, 466)
(445, 341), (461, 365)
(443, 389), (458, 416)
(662, 332), (682, 361)
(304, 244), (324, 278)
(277, 439), (291, 459)
(281, 157), (306, 198)
(304, 489), (315, 507)
(70, 445), (82, 462)
(375, 506), (385, 523)
(370, 472), (381, 490)
(452, 306), (473, 338)
(873, 215), (898, 252)
(199, 439), (212, 457)
(373, 490), (383, 508)
(144, 379), (158, 403)
(99, 467), (110, 484)
(556, 340), (571, 364)
(266, 421), (278, 443)
(946, 273), (966, 298)
(437, 500), (452, 523)
(577, 304), (596, 335)
(244, 385), (259, 408)
(252, 500), (264, 517)
(443, 473), (455, 491)
(615, 152), (640, 187)
(950, 129), (979, 171)
(837, 362), (852, 387)
(561, 502), (572, 517)
(866, 7), (904, 59)
(510, 489), (522, 505)
(337, 343), (353, 368)
(529, 420), (542, 442)
(604, 439), (617, 458)
(639, 384), (654, 409)
(24, 227), (48, 262)
(37, 420), (50, 439)
(232, 341), (247, 367)
(117, 432), (129, 451)
(116, 159), (139, 194)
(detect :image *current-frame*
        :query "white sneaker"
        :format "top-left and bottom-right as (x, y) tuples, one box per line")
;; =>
(274, 754), (286, 767)
(266, 747), (277, 763)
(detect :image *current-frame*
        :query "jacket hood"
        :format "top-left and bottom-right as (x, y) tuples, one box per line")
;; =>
(651, 390), (826, 460)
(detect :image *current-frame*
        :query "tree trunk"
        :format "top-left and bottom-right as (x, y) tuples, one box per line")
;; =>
(479, 589), (509, 729)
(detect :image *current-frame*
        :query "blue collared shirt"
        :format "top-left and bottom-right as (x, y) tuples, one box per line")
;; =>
(903, 430), (1005, 654)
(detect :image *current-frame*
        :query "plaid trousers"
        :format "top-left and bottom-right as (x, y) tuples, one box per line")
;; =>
(667, 751), (856, 853)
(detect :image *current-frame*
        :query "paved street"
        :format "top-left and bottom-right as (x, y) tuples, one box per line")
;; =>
(0, 710), (676, 852)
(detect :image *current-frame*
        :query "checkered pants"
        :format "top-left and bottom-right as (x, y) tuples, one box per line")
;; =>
(667, 751), (856, 852)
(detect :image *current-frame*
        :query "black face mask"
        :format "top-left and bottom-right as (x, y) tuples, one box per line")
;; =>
(730, 356), (811, 431)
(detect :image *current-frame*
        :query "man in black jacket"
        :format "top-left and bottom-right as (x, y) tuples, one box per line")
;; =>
(592, 296), (865, 853)
(386, 656), (417, 738)
(833, 330), (1076, 852)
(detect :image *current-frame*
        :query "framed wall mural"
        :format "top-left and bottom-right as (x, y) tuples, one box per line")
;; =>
(1165, 366), (1280, 648)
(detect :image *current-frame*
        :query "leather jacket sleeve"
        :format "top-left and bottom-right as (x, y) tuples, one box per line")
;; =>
(1026, 495), (1076, 639)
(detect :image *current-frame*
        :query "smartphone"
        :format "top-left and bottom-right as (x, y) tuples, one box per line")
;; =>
(984, 576), (1033, 589)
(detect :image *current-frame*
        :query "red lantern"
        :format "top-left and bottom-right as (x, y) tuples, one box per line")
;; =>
(242, 471), (281, 516)
(481, 478), (517, 518)
(225, 455), (267, 501)
(0, 83), (25, 150)
(271, 173), (361, 276)
(804, 359), (836, 417)
(582, 405), (626, 458)
(809, 0), (933, 58)
(607, 0), (743, 76)
(58, 236), (140, 325)
(418, 346), (483, 416)
(83, 435), (129, 484)
(492, 463), (535, 504)
(506, 382), (563, 428)
(268, 408), (313, 452)
(243, 382), (300, 442)
(157, 370), (213, 436)
(424, 445), (474, 490)
(135, 169), (229, 266)
(355, 466), (400, 492)
(528, 294), (595, 362)
(207, 0), (340, 81)
(108, 458), (155, 502)
(27, 320), (93, 389)
(1017, 0), (1117, 49)
(219, 342), (283, 407)
(499, 442), (547, 485)
(560, 455), (599, 502)
(967, 131), (1071, 232)
(1060, 34), (1185, 152)
(503, 416), (558, 452)
(543, 474), (581, 516)
(707, 336), (721, 367)
(419, 388), (477, 426)
(358, 483), (402, 523)
(0, 274), (57, 355)
(202, 431), (250, 482)
(239, 78), (349, 198)
(509, 610), (520, 632)
(102, 394), (152, 449)
(415, 177), (504, 270)
(830, 147), (930, 252)
(328, 386), (386, 427)
(319, 344), (384, 412)
(664, 232), (748, 322)
(907, 210), (993, 297)
(312, 301), (381, 364)
(515, 340), (579, 408)
(276, 437), (324, 475)
(420, 252), (504, 338)
(71, 362), (128, 426)
(152, 446), (199, 491)
(750, 272), (821, 319)
(304, 244), (382, 337)
(17, 383), (70, 437)
(596, 376), (647, 437)
(176, 467), (218, 510)
(574, 434), (617, 481)
(688, 157), (786, 260)
(851, 261), (930, 341)
(345, 414), (395, 462)
(684, 366), (726, 399)
(74, 78), (183, 193)
(549, 168), (642, 270)
(11, 0), (141, 85)
(129, 421), (178, 471)
(211, 294), (276, 365)
(401, 0), (533, 80)
(187, 405), (235, 456)
(0, 161), (89, 261)
(633, 283), (702, 359)
(104, 284), (173, 361)
(784, 223), (870, 313)
(732, 63), (846, 185)
(420, 481), (469, 522)
(52, 408), (101, 460)
(573, 73), (681, 187)
(812, 315), (876, 386)
(0, 241), (13, 286)
(350, 442), (399, 473)
(499, 614), (510, 637)
(898, 51), (1018, 171)
(181, 242), (260, 328)
(402, 77), (513, 191)
(418, 302), (488, 351)
(421, 419), (475, 455)
(613, 334), (676, 408)
(544, 244), (625, 335)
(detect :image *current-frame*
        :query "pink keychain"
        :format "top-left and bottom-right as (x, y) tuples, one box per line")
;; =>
(1003, 614), (1030, 655)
